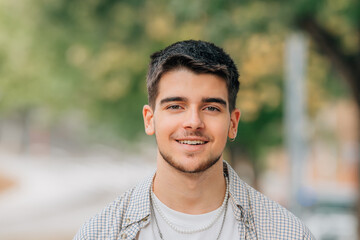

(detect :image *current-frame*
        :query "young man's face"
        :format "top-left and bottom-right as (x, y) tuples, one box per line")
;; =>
(143, 69), (240, 173)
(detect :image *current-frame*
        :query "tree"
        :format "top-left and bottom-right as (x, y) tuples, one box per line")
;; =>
(297, 1), (360, 237)
(1, 0), (355, 166)
(0, 1), (357, 231)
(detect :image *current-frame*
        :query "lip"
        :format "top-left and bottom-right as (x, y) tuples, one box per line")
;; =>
(174, 139), (209, 152)
(175, 137), (209, 142)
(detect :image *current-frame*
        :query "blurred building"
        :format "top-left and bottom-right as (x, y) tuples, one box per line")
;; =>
(260, 99), (358, 239)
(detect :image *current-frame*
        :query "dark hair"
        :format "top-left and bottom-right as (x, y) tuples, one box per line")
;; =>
(146, 40), (240, 112)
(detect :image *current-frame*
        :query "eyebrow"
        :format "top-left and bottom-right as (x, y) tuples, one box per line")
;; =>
(160, 96), (227, 107)
(160, 97), (187, 105)
(202, 97), (227, 107)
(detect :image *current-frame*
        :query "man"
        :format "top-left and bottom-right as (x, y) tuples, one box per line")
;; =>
(74, 40), (314, 239)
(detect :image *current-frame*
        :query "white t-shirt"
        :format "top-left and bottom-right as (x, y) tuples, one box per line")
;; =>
(138, 193), (239, 240)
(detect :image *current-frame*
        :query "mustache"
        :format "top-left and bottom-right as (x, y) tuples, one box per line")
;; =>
(171, 131), (211, 141)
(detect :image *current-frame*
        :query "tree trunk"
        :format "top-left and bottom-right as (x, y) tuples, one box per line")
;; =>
(19, 108), (31, 154)
(298, 16), (360, 239)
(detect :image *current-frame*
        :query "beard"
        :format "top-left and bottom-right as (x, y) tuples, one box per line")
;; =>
(154, 125), (223, 174)
(159, 149), (222, 174)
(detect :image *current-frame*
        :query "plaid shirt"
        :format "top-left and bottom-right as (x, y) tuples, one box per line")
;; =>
(74, 161), (315, 240)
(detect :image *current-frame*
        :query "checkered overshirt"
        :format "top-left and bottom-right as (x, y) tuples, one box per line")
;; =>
(74, 161), (315, 240)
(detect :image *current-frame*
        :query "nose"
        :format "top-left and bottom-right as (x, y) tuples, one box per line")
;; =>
(183, 108), (204, 130)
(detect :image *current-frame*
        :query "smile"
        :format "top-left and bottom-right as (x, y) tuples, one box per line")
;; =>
(176, 140), (208, 145)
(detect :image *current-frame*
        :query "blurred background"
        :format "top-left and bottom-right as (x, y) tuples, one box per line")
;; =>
(0, 0), (359, 239)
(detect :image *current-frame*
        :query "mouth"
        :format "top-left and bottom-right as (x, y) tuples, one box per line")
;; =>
(176, 140), (208, 145)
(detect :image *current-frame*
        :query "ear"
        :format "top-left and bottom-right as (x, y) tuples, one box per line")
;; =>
(143, 105), (155, 135)
(228, 108), (241, 139)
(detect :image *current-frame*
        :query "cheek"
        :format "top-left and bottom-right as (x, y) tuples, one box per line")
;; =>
(154, 115), (178, 137)
(212, 115), (230, 130)
(208, 120), (230, 141)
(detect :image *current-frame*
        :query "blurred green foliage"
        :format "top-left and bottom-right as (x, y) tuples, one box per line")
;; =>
(0, 0), (358, 169)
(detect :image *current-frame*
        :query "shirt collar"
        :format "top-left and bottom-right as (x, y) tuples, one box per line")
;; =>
(122, 171), (154, 228)
(122, 161), (252, 228)
(224, 161), (253, 227)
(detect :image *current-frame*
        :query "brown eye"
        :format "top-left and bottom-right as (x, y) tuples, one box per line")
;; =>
(167, 105), (181, 110)
(205, 106), (220, 112)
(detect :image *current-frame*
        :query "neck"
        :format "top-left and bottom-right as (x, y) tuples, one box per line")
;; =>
(153, 155), (226, 214)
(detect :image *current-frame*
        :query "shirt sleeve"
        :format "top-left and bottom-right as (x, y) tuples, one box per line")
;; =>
(72, 192), (130, 240)
(73, 224), (88, 240)
(303, 225), (316, 240)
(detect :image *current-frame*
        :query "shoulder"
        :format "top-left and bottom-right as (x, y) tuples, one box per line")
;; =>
(73, 187), (135, 240)
(225, 162), (314, 239)
(242, 181), (315, 239)
(73, 173), (153, 240)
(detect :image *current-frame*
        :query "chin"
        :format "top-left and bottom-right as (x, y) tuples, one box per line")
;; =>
(159, 151), (221, 174)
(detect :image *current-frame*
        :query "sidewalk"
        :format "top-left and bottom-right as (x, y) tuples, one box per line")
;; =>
(0, 151), (155, 240)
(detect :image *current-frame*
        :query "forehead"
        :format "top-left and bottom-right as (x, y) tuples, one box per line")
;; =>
(156, 69), (228, 103)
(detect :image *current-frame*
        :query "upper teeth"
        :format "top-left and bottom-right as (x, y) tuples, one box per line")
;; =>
(178, 140), (205, 145)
